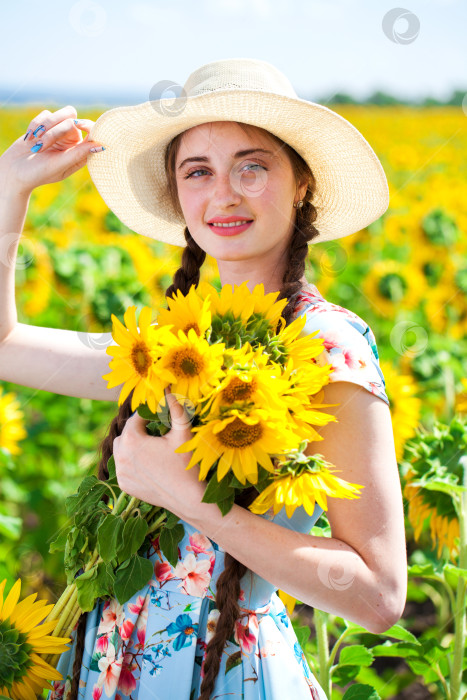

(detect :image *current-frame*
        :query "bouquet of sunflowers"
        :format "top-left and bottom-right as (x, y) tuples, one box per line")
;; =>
(0, 281), (363, 697)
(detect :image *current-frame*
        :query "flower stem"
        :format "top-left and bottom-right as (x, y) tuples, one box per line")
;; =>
(121, 496), (139, 520)
(449, 460), (467, 700)
(313, 608), (331, 699)
(147, 511), (167, 535)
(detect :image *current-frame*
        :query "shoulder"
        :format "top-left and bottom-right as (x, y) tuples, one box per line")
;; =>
(294, 285), (390, 407)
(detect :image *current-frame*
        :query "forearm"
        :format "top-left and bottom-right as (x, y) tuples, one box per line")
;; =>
(182, 499), (393, 634)
(0, 184), (31, 342)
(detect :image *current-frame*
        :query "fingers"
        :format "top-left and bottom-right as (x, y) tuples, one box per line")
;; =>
(165, 389), (194, 430)
(25, 117), (82, 153)
(24, 105), (77, 143)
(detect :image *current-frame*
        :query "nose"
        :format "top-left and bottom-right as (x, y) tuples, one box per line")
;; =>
(212, 171), (243, 208)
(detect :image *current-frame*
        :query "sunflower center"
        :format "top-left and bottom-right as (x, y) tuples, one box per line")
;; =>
(222, 376), (257, 403)
(183, 322), (200, 335)
(131, 341), (152, 377)
(0, 619), (33, 688)
(171, 349), (204, 378)
(378, 273), (407, 301)
(217, 416), (262, 448)
(184, 626), (195, 635)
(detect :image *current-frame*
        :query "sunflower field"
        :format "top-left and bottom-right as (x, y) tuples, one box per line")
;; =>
(1, 105), (467, 699)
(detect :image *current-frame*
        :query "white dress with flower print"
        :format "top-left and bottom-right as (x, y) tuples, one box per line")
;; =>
(48, 283), (389, 700)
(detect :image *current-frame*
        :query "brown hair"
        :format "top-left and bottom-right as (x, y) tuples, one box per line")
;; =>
(68, 121), (319, 699)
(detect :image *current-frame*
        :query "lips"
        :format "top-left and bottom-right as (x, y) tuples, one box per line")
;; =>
(208, 220), (253, 236)
(207, 216), (253, 224)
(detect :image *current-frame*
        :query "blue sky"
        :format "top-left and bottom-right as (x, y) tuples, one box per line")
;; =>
(1, 0), (466, 105)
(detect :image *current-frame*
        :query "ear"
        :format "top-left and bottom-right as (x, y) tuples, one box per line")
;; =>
(298, 177), (309, 202)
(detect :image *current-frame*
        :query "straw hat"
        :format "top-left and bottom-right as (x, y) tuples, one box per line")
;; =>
(87, 57), (389, 247)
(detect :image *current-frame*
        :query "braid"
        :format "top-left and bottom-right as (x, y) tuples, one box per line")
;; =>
(68, 225), (205, 698)
(165, 227), (206, 300)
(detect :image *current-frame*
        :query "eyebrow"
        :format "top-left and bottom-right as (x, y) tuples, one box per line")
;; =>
(177, 148), (277, 171)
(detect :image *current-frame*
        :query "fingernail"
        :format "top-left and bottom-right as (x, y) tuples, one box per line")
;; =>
(89, 146), (105, 152)
(33, 125), (46, 137)
(24, 129), (32, 141)
(74, 119), (82, 125)
(31, 142), (43, 153)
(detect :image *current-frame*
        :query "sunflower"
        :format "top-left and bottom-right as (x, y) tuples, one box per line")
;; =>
(102, 305), (176, 413)
(196, 279), (256, 323)
(362, 260), (426, 318)
(176, 406), (301, 485)
(289, 391), (339, 443)
(158, 327), (226, 405)
(378, 360), (422, 462)
(0, 389), (27, 455)
(404, 480), (459, 560)
(249, 461), (363, 518)
(275, 315), (329, 370)
(0, 578), (70, 700)
(200, 348), (292, 417)
(248, 282), (290, 329)
(277, 356), (336, 438)
(277, 590), (297, 616)
(157, 283), (212, 338)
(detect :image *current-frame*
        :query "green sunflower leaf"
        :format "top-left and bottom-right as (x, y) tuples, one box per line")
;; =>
(159, 523), (185, 567)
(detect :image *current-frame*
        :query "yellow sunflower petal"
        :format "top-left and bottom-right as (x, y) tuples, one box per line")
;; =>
(1, 578), (22, 620)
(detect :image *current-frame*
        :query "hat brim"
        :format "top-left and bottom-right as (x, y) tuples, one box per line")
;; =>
(87, 90), (389, 247)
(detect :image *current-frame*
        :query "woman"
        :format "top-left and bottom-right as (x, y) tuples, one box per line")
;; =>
(0, 58), (407, 699)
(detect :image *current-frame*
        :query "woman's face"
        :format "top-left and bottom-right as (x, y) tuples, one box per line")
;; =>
(174, 121), (307, 292)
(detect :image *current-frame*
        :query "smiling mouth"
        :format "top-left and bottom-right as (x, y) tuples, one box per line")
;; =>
(208, 220), (253, 228)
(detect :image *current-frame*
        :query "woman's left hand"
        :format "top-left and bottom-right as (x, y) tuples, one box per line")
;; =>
(112, 387), (206, 519)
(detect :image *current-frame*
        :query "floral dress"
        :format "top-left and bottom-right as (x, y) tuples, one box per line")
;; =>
(48, 283), (389, 700)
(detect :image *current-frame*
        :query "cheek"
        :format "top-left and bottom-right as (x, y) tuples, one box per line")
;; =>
(177, 186), (205, 223)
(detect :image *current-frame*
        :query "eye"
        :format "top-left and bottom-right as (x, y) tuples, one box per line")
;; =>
(242, 163), (264, 172)
(184, 168), (210, 179)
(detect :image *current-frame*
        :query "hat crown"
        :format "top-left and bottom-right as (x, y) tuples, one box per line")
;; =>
(183, 58), (298, 100)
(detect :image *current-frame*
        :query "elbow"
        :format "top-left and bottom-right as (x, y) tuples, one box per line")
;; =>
(365, 585), (407, 635)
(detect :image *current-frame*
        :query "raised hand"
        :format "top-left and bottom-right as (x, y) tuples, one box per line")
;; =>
(0, 105), (105, 196)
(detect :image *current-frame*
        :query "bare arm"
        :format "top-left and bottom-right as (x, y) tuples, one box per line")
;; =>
(0, 322), (120, 401)
(179, 381), (407, 633)
(0, 107), (116, 400)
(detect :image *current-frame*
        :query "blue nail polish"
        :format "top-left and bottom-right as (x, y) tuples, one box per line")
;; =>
(33, 125), (45, 137)
(31, 142), (43, 153)
(23, 129), (32, 141)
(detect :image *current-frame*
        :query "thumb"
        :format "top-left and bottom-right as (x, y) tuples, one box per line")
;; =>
(127, 410), (149, 434)
(165, 386), (194, 431)
(57, 138), (105, 180)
